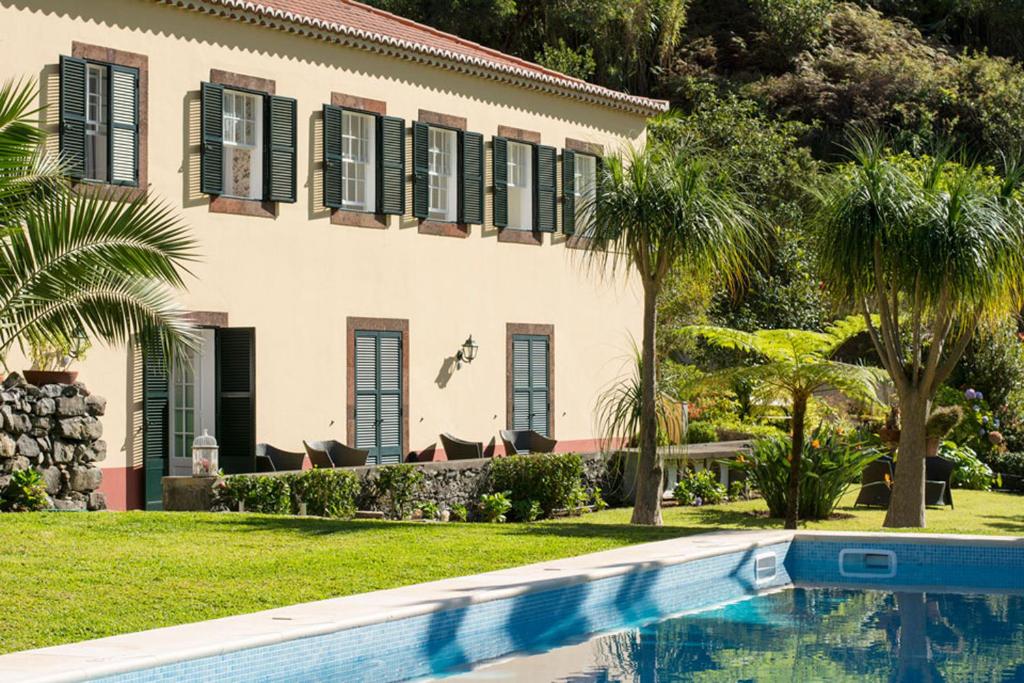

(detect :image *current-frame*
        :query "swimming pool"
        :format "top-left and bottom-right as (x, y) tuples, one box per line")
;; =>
(2, 531), (1021, 682)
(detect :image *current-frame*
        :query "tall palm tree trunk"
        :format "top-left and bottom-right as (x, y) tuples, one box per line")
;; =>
(784, 392), (808, 530)
(885, 393), (928, 527)
(631, 281), (663, 526)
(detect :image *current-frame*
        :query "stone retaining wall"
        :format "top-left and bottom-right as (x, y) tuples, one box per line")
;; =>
(0, 373), (107, 511)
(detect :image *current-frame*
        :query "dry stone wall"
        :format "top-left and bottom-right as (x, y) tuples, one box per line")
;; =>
(0, 373), (107, 511)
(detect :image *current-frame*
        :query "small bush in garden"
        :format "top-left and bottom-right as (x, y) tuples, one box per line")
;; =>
(478, 491), (512, 523)
(511, 499), (541, 522)
(449, 503), (469, 522)
(591, 487), (608, 511)
(938, 442), (994, 490)
(217, 474), (291, 515)
(735, 428), (881, 520)
(417, 500), (440, 521)
(728, 479), (753, 501)
(684, 421), (718, 444)
(986, 451), (1024, 477)
(489, 453), (585, 517)
(672, 468), (726, 506)
(374, 465), (424, 520)
(289, 468), (359, 518)
(1, 469), (49, 512)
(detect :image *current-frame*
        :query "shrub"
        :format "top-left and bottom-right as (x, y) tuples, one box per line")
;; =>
(684, 421), (719, 444)
(289, 468), (359, 518)
(449, 503), (469, 522)
(591, 487), (608, 511)
(217, 475), (291, 515)
(479, 492), (512, 523)
(729, 479), (753, 501)
(986, 451), (1024, 477)
(733, 428), (881, 519)
(511, 499), (541, 522)
(489, 453), (585, 517)
(374, 465), (424, 520)
(938, 442), (994, 491)
(926, 406), (963, 440)
(672, 468), (726, 506)
(711, 420), (788, 441)
(1, 469), (49, 512)
(417, 500), (440, 521)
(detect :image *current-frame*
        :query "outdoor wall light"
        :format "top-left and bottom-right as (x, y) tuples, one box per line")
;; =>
(456, 335), (479, 367)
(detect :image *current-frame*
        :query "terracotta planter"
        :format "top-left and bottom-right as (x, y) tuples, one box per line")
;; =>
(23, 370), (78, 386)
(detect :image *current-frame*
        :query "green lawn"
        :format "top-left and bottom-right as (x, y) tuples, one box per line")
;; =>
(1, 489), (1021, 655)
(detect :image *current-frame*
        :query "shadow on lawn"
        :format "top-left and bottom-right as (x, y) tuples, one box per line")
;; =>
(980, 514), (1024, 534)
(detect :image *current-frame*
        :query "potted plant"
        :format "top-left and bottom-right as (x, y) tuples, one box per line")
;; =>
(24, 333), (90, 386)
(925, 405), (963, 456)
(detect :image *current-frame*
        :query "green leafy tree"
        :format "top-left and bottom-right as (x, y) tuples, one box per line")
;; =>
(680, 317), (882, 528)
(580, 143), (761, 525)
(0, 80), (197, 366)
(814, 133), (1024, 527)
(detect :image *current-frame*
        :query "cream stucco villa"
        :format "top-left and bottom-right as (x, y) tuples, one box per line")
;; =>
(1, 0), (667, 509)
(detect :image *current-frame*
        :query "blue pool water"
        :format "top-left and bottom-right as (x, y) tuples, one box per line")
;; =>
(445, 588), (1024, 681)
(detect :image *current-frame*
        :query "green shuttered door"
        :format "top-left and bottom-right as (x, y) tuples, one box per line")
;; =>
(562, 149), (576, 235)
(266, 95), (297, 203)
(459, 130), (484, 224)
(216, 328), (256, 474)
(200, 81), (224, 195)
(354, 331), (403, 464)
(411, 121), (430, 219)
(59, 55), (88, 180)
(492, 136), (508, 228)
(512, 335), (550, 437)
(142, 343), (168, 511)
(534, 144), (557, 232)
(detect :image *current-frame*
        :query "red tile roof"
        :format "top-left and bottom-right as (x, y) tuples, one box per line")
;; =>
(157, 0), (669, 115)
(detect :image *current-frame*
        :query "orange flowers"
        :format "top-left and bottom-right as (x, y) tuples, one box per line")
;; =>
(811, 439), (821, 449)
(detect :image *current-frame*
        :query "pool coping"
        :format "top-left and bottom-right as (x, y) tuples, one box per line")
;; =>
(2, 529), (1020, 682)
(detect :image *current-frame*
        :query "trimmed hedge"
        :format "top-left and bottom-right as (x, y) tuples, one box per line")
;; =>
(216, 468), (360, 518)
(490, 453), (586, 519)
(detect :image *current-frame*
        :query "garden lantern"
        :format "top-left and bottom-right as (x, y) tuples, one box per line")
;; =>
(192, 430), (219, 477)
(456, 335), (479, 367)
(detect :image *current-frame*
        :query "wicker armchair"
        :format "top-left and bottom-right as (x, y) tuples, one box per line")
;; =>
(303, 440), (369, 468)
(439, 433), (485, 460)
(499, 429), (557, 456)
(255, 443), (306, 472)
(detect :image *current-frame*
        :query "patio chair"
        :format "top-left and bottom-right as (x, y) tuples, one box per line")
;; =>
(499, 429), (558, 456)
(256, 443), (306, 472)
(853, 458), (893, 508)
(303, 440), (369, 468)
(440, 433), (485, 460)
(925, 456), (956, 508)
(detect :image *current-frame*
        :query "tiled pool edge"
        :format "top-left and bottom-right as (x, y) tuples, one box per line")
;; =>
(2, 530), (1021, 683)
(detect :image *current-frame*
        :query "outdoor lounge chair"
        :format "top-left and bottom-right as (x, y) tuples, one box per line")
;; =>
(853, 458), (893, 508)
(303, 440), (369, 468)
(499, 429), (557, 456)
(925, 455), (956, 508)
(256, 443), (306, 472)
(439, 433), (485, 460)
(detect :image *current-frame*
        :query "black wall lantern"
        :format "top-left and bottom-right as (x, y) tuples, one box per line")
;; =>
(456, 335), (479, 367)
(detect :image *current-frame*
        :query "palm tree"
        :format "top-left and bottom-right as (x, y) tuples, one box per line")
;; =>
(680, 317), (883, 529)
(580, 143), (761, 526)
(814, 132), (1024, 528)
(0, 79), (196, 368)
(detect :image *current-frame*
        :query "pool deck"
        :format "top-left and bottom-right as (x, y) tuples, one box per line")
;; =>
(2, 530), (1021, 682)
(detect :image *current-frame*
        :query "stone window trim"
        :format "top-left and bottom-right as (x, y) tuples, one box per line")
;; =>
(346, 317), (410, 459)
(183, 310), (229, 328)
(417, 110), (469, 238)
(564, 138), (605, 251)
(329, 92), (389, 229)
(208, 69), (277, 219)
(505, 323), (555, 438)
(70, 42), (149, 203)
(496, 125), (543, 244)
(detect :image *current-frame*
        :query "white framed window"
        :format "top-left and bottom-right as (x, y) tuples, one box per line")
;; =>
(507, 141), (533, 230)
(342, 111), (376, 212)
(222, 89), (263, 200)
(575, 153), (597, 235)
(428, 126), (458, 222)
(85, 63), (109, 182)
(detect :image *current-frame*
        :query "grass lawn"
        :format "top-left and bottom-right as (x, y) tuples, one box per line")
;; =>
(0, 489), (1020, 655)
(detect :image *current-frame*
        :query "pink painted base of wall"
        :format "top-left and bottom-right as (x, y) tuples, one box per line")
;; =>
(97, 466), (144, 511)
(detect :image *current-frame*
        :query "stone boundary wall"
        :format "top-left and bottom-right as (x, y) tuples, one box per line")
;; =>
(0, 373), (107, 511)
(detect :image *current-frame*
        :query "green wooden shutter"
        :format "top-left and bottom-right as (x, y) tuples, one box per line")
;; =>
(492, 136), (508, 228)
(529, 337), (550, 436)
(534, 144), (557, 233)
(562, 149), (576, 236)
(59, 55), (88, 180)
(323, 104), (344, 209)
(110, 65), (139, 186)
(142, 341), (168, 511)
(216, 328), (256, 474)
(511, 335), (550, 437)
(459, 130), (484, 224)
(511, 337), (531, 431)
(200, 82), (224, 195)
(378, 115), (405, 215)
(354, 331), (404, 465)
(265, 95), (297, 203)
(354, 332), (378, 457)
(411, 121), (430, 219)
